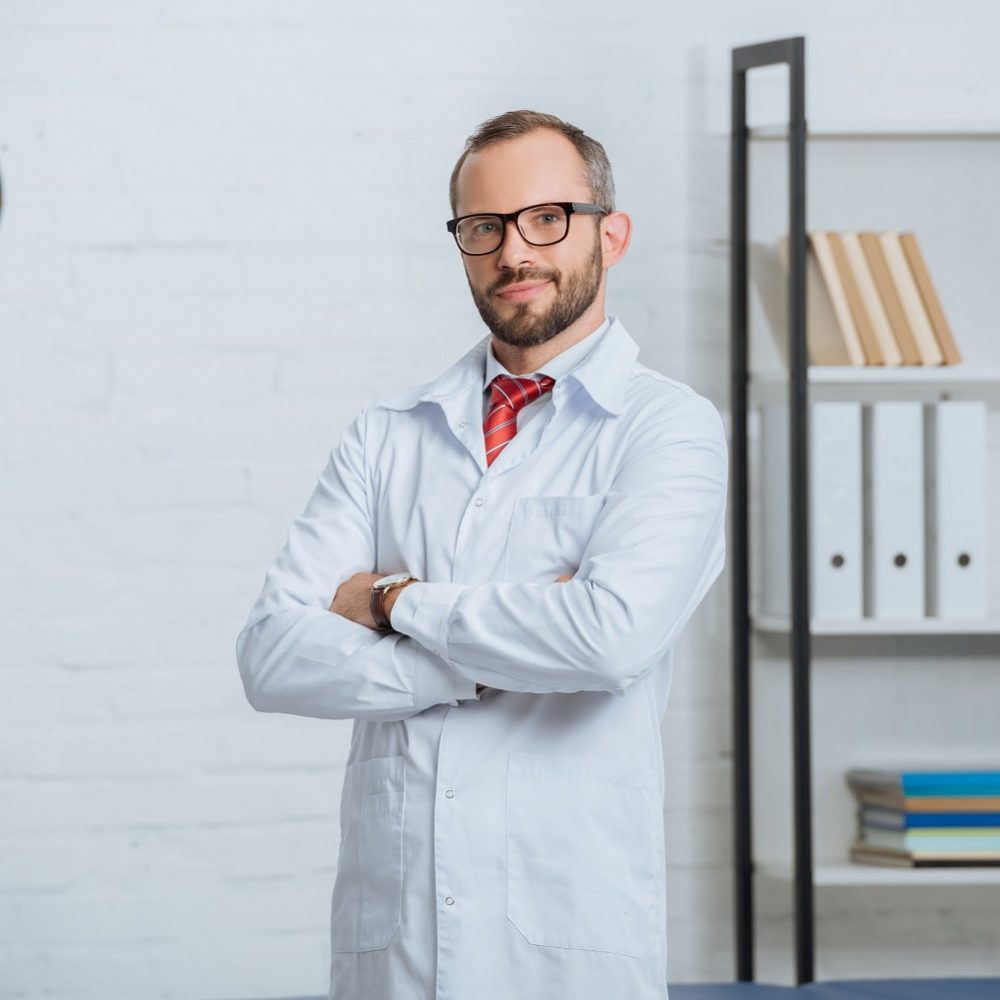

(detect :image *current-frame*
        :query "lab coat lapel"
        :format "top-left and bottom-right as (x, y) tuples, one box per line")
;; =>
(433, 385), (488, 474)
(375, 335), (490, 473)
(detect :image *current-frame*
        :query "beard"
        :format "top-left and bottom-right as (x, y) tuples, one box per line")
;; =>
(467, 233), (604, 348)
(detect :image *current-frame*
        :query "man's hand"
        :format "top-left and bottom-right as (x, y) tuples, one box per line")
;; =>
(329, 571), (417, 630)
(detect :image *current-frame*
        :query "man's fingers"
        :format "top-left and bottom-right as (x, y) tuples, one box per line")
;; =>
(555, 573), (573, 582)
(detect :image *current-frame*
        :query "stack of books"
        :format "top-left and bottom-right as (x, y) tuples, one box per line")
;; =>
(773, 230), (962, 367)
(847, 768), (1000, 867)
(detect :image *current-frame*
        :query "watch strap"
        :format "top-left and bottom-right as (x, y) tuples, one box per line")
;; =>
(370, 576), (416, 632)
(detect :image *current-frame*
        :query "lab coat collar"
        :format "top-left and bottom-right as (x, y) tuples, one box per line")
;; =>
(375, 315), (639, 418)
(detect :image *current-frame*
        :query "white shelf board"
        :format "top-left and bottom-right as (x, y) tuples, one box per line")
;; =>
(753, 614), (1000, 637)
(759, 860), (1000, 887)
(751, 365), (1000, 386)
(747, 122), (1000, 140)
(748, 366), (1000, 404)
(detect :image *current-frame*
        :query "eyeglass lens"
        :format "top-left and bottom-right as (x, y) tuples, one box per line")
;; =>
(455, 204), (568, 254)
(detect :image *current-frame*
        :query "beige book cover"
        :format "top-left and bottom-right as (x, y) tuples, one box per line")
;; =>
(856, 790), (1000, 812)
(851, 843), (1000, 866)
(808, 232), (867, 365)
(775, 234), (866, 365)
(841, 232), (903, 365)
(827, 232), (883, 364)
(878, 232), (944, 365)
(859, 231), (922, 365)
(900, 231), (962, 365)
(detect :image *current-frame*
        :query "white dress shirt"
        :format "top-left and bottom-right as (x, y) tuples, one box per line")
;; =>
(235, 314), (728, 1000)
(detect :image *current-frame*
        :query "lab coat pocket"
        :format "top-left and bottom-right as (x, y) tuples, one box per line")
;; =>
(330, 754), (406, 952)
(505, 751), (661, 957)
(503, 494), (606, 582)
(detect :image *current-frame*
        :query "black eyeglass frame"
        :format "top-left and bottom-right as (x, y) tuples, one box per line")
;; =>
(445, 201), (607, 256)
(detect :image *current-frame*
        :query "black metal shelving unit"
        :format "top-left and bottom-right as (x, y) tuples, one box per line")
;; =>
(730, 35), (813, 985)
(728, 33), (1000, 991)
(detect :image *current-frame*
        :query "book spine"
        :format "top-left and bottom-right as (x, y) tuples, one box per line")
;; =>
(827, 231), (883, 364)
(901, 773), (1000, 796)
(862, 828), (1000, 851)
(861, 808), (1000, 829)
(809, 232), (867, 365)
(858, 231), (922, 364)
(878, 232), (944, 365)
(842, 231), (902, 364)
(899, 232), (962, 365)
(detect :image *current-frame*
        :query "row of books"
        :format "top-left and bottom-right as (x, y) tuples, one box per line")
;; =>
(759, 399), (988, 622)
(848, 768), (1000, 867)
(772, 230), (961, 367)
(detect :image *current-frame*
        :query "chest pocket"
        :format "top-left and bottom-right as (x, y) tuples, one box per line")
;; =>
(505, 751), (662, 957)
(503, 494), (607, 582)
(329, 755), (406, 953)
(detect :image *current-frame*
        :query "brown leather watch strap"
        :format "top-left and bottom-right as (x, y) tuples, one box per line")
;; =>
(371, 577), (417, 632)
(371, 584), (393, 631)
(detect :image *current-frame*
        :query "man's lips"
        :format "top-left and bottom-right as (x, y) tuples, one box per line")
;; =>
(495, 280), (551, 302)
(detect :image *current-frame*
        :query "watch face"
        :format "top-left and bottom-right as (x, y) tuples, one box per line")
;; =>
(374, 572), (411, 589)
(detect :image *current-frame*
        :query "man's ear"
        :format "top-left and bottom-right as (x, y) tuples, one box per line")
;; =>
(600, 211), (632, 269)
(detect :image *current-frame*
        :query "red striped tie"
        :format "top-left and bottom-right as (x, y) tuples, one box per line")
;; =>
(483, 374), (556, 467)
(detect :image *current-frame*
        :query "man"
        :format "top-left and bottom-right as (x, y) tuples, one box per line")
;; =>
(236, 109), (728, 1000)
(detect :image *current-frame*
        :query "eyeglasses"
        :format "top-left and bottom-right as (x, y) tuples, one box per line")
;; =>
(445, 201), (607, 256)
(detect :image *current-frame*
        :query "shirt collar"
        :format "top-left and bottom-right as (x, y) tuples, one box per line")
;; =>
(374, 314), (640, 418)
(483, 315), (611, 389)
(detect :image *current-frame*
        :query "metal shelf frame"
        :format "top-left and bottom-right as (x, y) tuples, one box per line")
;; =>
(730, 34), (812, 984)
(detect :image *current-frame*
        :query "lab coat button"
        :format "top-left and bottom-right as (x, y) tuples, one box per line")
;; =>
(458, 420), (468, 429)
(445, 896), (455, 906)
(445, 788), (455, 798)
(474, 497), (484, 507)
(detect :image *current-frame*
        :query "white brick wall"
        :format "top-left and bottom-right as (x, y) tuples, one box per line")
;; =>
(2, 2), (1000, 997)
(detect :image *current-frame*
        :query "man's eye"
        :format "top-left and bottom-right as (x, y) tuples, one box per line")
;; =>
(527, 211), (565, 229)
(472, 221), (498, 235)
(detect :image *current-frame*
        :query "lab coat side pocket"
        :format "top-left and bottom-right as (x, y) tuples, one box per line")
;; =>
(502, 494), (606, 583)
(505, 751), (660, 957)
(330, 754), (407, 953)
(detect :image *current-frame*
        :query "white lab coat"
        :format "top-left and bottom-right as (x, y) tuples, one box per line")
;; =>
(235, 315), (728, 1000)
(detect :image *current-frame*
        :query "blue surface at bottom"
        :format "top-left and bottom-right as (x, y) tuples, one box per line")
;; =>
(670, 985), (796, 998)
(669, 979), (1000, 999)
(217, 979), (1000, 1000)
(799, 979), (1000, 999)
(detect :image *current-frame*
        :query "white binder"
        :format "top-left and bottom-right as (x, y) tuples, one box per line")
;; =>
(863, 402), (925, 619)
(811, 402), (864, 621)
(759, 402), (864, 622)
(925, 401), (989, 618)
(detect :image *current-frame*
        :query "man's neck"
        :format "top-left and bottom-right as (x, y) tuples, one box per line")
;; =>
(491, 303), (608, 375)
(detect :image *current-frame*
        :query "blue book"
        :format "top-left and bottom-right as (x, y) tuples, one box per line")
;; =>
(861, 806), (1000, 830)
(861, 827), (1000, 852)
(848, 768), (1000, 797)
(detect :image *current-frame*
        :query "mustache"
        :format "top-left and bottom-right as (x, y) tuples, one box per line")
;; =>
(489, 268), (559, 294)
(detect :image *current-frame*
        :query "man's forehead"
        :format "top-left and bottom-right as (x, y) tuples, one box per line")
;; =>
(455, 130), (591, 213)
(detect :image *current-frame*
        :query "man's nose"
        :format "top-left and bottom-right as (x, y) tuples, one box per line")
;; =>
(496, 219), (538, 270)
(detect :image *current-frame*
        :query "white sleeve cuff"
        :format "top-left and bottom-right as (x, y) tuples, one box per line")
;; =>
(390, 581), (465, 657)
(392, 581), (476, 700)
(407, 636), (477, 705)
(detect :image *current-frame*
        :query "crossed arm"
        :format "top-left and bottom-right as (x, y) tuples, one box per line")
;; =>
(236, 392), (727, 720)
(327, 570), (575, 695)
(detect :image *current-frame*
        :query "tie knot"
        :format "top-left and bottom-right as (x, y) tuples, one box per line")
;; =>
(489, 374), (556, 414)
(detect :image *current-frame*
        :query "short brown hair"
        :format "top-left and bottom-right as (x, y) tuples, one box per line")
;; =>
(448, 109), (616, 216)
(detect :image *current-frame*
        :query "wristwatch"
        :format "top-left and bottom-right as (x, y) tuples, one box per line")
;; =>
(370, 572), (419, 632)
